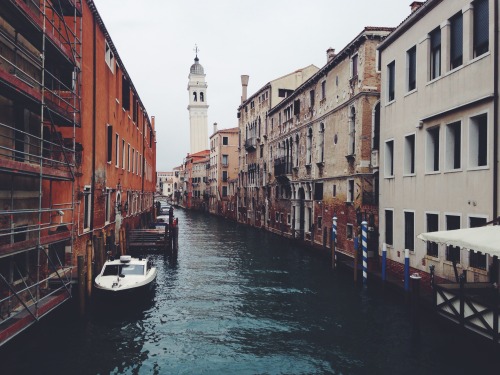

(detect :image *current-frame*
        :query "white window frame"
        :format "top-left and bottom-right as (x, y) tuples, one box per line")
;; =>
(468, 112), (488, 170)
(384, 139), (394, 178)
(404, 133), (416, 176)
(445, 120), (462, 171)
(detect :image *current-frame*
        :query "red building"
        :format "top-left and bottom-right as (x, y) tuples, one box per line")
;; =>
(0, 0), (156, 345)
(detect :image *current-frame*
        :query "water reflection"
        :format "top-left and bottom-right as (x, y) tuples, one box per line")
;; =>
(2, 209), (500, 374)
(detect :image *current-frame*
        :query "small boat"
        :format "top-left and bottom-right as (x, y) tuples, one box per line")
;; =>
(94, 255), (157, 296)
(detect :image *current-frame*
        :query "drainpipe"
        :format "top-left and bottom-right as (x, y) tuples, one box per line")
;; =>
(90, 16), (97, 231)
(494, 0), (499, 220)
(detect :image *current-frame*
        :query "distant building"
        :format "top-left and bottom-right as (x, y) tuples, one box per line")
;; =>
(157, 171), (174, 197)
(267, 27), (391, 258)
(209, 124), (239, 216)
(172, 165), (185, 205)
(183, 150), (210, 210)
(237, 65), (319, 226)
(378, 0), (497, 283)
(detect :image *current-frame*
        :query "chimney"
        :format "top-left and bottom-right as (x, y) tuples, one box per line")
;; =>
(410, 1), (424, 13)
(241, 75), (249, 103)
(326, 48), (336, 62)
(213, 122), (218, 134)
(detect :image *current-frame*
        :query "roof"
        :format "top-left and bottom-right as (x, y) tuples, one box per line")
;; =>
(417, 226), (500, 256)
(269, 26), (394, 115)
(378, 0), (442, 52)
(190, 56), (205, 75)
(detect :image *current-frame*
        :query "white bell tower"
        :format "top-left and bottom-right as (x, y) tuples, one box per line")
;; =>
(187, 47), (209, 153)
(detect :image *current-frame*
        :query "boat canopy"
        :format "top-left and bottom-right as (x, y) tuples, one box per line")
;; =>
(417, 226), (500, 257)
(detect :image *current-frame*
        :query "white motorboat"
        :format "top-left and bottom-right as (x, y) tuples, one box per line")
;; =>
(94, 255), (157, 296)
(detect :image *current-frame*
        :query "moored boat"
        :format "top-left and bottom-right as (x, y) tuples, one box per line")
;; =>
(94, 255), (157, 296)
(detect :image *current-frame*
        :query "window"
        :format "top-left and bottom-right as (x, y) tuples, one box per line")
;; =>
(469, 216), (487, 269)
(385, 140), (394, 177)
(105, 189), (111, 223)
(387, 61), (395, 102)
(193, 92), (197, 102)
(104, 124), (112, 163)
(347, 179), (354, 202)
(122, 75), (130, 111)
(474, 0), (489, 57)
(348, 108), (355, 155)
(127, 144), (131, 171)
(318, 123), (325, 163)
(407, 46), (416, 91)
(426, 127), (440, 172)
(469, 113), (487, 167)
(446, 215), (461, 262)
(115, 133), (119, 167)
(333, 184), (336, 197)
(122, 139), (126, 170)
(385, 209), (393, 246)
(404, 134), (415, 175)
(105, 41), (115, 72)
(310, 90), (315, 108)
(321, 81), (326, 100)
(450, 12), (463, 70)
(430, 27), (441, 80)
(222, 154), (228, 166)
(314, 183), (323, 201)
(83, 186), (91, 231)
(222, 186), (228, 197)
(445, 121), (461, 170)
(318, 216), (322, 229)
(404, 211), (415, 251)
(223, 136), (228, 145)
(132, 149), (135, 174)
(306, 127), (312, 165)
(222, 171), (228, 182)
(347, 224), (353, 240)
(426, 213), (439, 257)
(351, 54), (358, 78)
(200, 92), (204, 102)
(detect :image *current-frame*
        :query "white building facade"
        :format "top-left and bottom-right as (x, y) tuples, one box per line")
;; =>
(378, 0), (498, 282)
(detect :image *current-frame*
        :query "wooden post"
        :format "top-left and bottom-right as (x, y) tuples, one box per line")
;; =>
(86, 240), (93, 298)
(410, 273), (422, 340)
(331, 217), (337, 269)
(78, 255), (85, 316)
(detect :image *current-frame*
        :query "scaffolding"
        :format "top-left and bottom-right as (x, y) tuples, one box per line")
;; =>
(0, 0), (82, 346)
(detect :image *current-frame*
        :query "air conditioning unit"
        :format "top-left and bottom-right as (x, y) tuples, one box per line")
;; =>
(371, 150), (379, 168)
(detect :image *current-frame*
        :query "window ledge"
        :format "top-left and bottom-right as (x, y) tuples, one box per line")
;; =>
(467, 266), (488, 275)
(424, 254), (440, 262)
(444, 168), (462, 174)
(385, 99), (396, 107)
(403, 173), (416, 177)
(404, 89), (417, 97)
(467, 165), (489, 172)
(443, 260), (462, 268)
(425, 171), (441, 175)
(384, 175), (395, 179)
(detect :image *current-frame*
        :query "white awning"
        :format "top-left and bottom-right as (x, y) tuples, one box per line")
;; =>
(417, 226), (500, 257)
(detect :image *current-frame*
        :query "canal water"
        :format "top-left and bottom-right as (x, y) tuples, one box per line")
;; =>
(1, 209), (499, 374)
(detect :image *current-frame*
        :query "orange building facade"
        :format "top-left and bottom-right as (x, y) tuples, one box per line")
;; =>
(0, 0), (156, 345)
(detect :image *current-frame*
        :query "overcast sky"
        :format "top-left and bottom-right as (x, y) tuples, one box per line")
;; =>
(93, 0), (411, 171)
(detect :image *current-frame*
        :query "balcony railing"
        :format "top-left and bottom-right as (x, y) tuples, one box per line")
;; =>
(244, 137), (258, 151)
(274, 157), (292, 176)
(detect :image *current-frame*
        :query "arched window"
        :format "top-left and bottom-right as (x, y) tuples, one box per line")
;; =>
(200, 92), (204, 102)
(193, 92), (197, 102)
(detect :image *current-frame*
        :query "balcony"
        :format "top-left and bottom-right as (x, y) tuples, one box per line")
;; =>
(274, 157), (292, 177)
(244, 137), (258, 151)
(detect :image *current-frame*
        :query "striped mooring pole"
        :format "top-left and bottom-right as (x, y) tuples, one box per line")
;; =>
(382, 242), (387, 281)
(404, 248), (410, 291)
(362, 221), (368, 286)
(331, 216), (337, 269)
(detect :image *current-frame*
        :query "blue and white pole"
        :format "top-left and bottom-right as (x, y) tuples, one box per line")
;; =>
(362, 221), (368, 286)
(332, 216), (337, 268)
(404, 248), (410, 291)
(382, 242), (387, 282)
